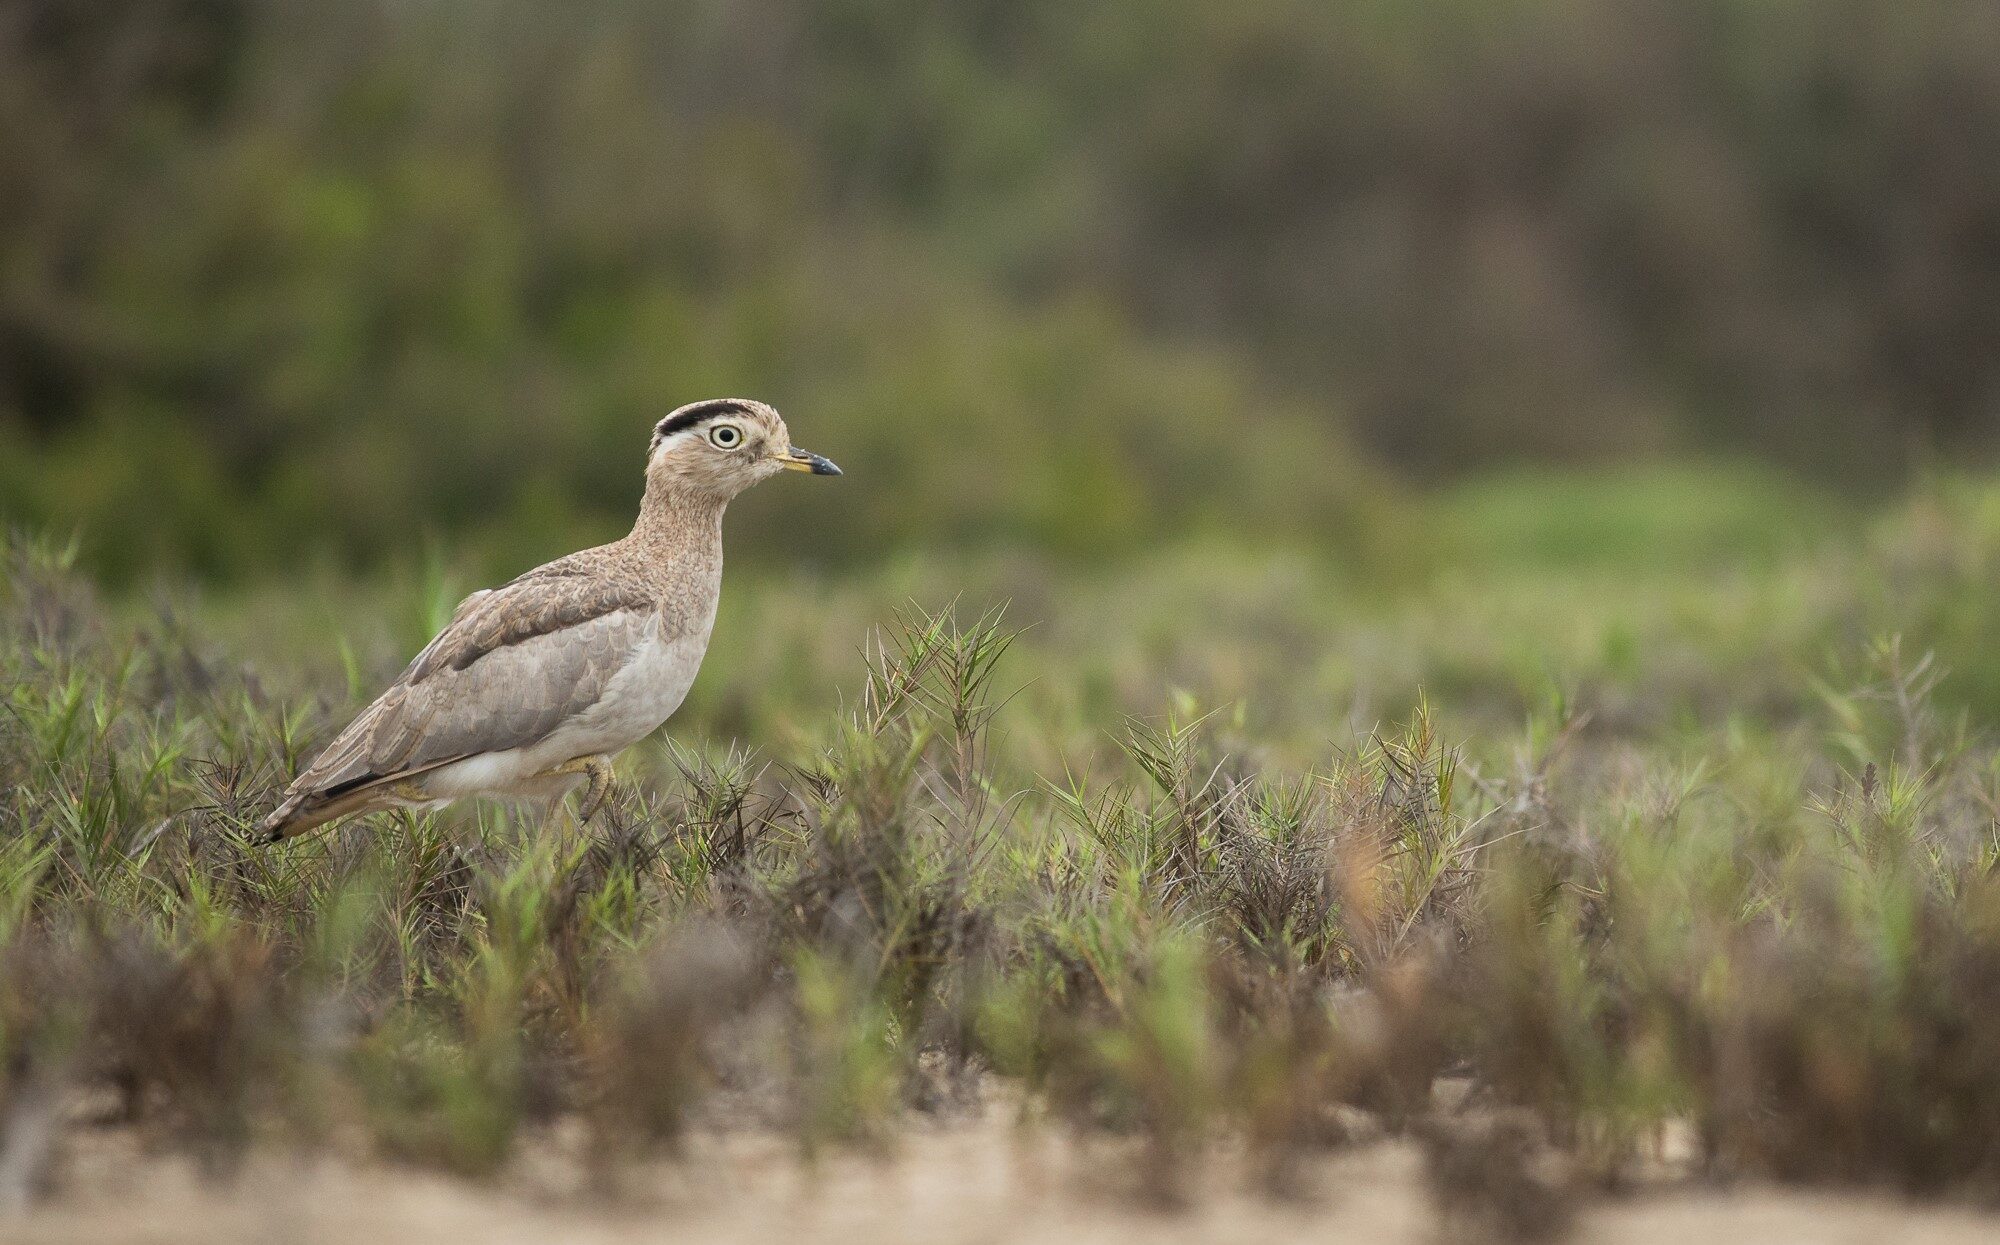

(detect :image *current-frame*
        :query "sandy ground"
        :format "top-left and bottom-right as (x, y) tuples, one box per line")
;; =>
(12, 1110), (2000, 1245)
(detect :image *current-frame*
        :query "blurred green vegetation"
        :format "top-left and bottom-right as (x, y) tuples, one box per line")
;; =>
(178, 469), (2000, 767)
(3, 0), (1998, 584)
(5, 476), (2000, 1205)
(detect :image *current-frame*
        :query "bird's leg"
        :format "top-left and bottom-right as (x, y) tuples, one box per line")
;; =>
(552, 754), (617, 823)
(578, 755), (616, 821)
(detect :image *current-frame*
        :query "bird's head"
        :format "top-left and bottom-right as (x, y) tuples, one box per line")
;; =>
(645, 398), (841, 499)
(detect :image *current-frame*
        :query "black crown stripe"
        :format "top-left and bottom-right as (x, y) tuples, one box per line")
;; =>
(654, 400), (751, 442)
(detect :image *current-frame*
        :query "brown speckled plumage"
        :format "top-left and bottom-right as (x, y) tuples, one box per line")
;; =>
(258, 399), (838, 842)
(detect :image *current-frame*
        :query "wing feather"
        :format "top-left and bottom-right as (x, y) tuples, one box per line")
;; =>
(405, 565), (651, 683)
(274, 569), (665, 817)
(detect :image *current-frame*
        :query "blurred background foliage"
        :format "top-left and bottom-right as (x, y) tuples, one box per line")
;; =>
(1, 0), (1998, 584)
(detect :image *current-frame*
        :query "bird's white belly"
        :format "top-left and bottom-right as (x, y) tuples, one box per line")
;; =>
(419, 615), (713, 802)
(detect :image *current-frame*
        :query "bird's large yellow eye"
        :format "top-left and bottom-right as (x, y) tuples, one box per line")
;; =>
(708, 423), (744, 450)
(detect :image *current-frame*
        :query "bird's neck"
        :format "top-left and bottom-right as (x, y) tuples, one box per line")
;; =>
(626, 481), (727, 577)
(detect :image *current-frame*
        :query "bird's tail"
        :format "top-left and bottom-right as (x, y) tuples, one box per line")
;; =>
(255, 793), (313, 844)
(255, 786), (371, 845)
(257, 761), (453, 844)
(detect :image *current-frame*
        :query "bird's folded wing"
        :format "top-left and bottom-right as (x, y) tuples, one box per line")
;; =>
(285, 573), (660, 801)
(402, 562), (654, 683)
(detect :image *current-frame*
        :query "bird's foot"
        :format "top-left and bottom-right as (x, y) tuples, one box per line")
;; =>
(554, 754), (617, 823)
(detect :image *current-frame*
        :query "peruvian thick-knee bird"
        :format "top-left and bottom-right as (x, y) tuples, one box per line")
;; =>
(257, 399), (839, 842)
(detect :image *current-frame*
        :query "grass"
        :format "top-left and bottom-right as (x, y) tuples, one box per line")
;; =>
(5, 469), (2000, 1228)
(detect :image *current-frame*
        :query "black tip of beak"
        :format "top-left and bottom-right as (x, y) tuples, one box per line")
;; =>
(813, 457), (842, 476)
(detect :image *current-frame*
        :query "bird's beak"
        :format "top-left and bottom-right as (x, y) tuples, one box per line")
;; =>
(778, 446), (842, 476)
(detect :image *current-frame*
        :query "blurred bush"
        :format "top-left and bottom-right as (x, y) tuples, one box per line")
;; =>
(1, 0), (1996, 581)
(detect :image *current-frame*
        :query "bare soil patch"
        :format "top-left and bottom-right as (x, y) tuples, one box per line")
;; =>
(16, 1111), (2000, 1245)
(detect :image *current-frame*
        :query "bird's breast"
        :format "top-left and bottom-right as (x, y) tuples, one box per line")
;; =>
(556, 609), (714, 757)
